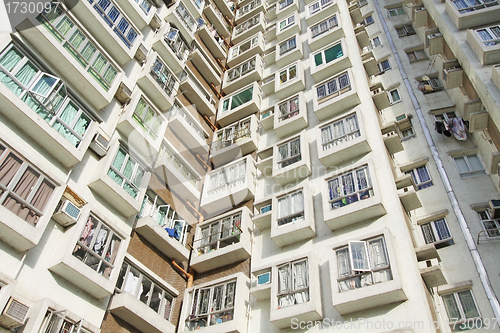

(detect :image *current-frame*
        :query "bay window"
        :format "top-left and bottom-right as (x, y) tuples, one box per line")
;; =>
(186, 280), (236, 330)
(452, 0), (498, 13)
(476, 25), (500, 45)
(278, 0), (293, 10)
(421, 218), (453, 248)
(396, 24), (415, 37)
(0, 141), (55, 225)
(116, 261), (175, 320)
(405, 165), (433, 190)
(277, 259), (309, 308)
(72, 213), (122, 278)
(227, 57), (256, 82)
(320, 113), (360, 151)
(308, 0), (333, 16)
(313, 42), (343, 67)
(388, 7), (405, 16)
(277, 190), (304, 226)
(336, 236), (392, 292)
(279, 15), (295, 32)
(133, 98), (162, 139)
(197, 212), (242, 255)
(107, 147), (146, 199)
(311, 16), (338, 39)
(316, 72), (350, 101)
(279, 64), (297, 84)
(221, 86), (253, 113)
(278, 95), (299, 122)
(207, 160), (246, 196)
(279, 36), (297, 55)
(237, 0), (262, 16)
(150, 57), (177, 96)
(277, 137), (301, 169)
(0, 44), (94, 147)
(327, 165), (372, 210)
(38, 5), (118, 90)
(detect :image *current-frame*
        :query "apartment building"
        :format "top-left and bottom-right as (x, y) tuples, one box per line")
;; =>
(0, 0), (500, 331)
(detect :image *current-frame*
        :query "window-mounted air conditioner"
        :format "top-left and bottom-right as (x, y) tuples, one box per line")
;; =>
(489, 200), (500, 219)
(0, 298), (29, 329)
(427, 32), (443, 55)
(89, 132), (110, 157)
(53, 200), (81, 227)
(396, 113), (407, 122)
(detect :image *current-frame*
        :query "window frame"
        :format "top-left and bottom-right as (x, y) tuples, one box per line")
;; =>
(132, 97), (163, 140)
(316, 71), (351, 101)
(277, 95), (299, 122)
(175, 2), (197, 33)
(278, 63), (297, 85)
(150, 57), (178, 97)
(377, 59), (391, 73)
(227, 57), (257, 82)
(388, 88), (401, 104)
(40, 309), (94, 333)
(158, 142), (199, 187)
(276, 189), (304, 226)
(453, 154), (486, 177)
(279, 36), (297, 56)
(420, 218), (454, 248)
(388, 7), (405, 16)
(277, 137), (301, 169)
(452, 0), (500, 14)
(234, 14), (261, 36)
(237, 0), (262, 17)
(229, 36), (259, 59)
(278, 0), (294, 10)
(313, 42), (344, 68)
(197, 212), (242, 255)
(406, 49), (428, 62)
(326, 165), (373, 211)
(107, 146), (146, 199)
(276, 258), (309, 309)
(320, 113), (361, 151)
(279, 14), (295, 32)
(406, 165), (433, 190)
(442, 290), (481, 324)
(221, 85), (254, 113)
(310, 15), (338, 39)
(396, 24), (416, 37)
(206, 159), (247, 196)
(308, 0), (333, 16)
(478, 210), (500, 238)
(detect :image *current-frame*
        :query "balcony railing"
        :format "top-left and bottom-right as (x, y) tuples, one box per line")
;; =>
(211, 126), (251, 151)
(164, 28), (190, 62)
(193, 222), (242, 256)
(150, 59), (178, 96)
(168, 106), (206, 141)
(179, 70), (217, 107)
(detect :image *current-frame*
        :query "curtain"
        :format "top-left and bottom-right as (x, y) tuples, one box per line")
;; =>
(198, 289), (210, 315)
(356, 168), (368, 190)
(53, 101), (81, 146)
(326, 79), (337, 95)
(342, 173), (355, 195)
(333, 121), (345, 139)
(339, 73), (350, 89)
(278, 264), (290, 294)
(290, 139), (300, 157)
(346, 115), (359, 133)
(0, 152), (22, 186)
(368, 238), (388, 269)
(278, 196), (288, 218)
(291, 191), (303, 215)
(293, 260), (308, 304)
(15, 61), (38, 89)
(69, 29), (85, 49)
(435, 218), (451, 240)
(81, 43), (97, 62)
(416, 166), (430, 183)
(56, 17), (74, 37)
(225, 282), (236, 308)
(336, 248), (351, 277)
(3, 167), (39, 224)
(30, 179), (54, 214)
(349, 241), (369, 271)
(328, 178), (340, 200)
(93, 55), (107, 74)
(321, 127), (332, 145)
(212, 286), (223, 312)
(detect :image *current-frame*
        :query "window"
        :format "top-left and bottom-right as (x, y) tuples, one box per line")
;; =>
(407, 49), (428, 62)
(229, 36), (259, 59)
(336, 236), (392, 292)
(158, 143), (198, 187)
(278, 95), (299, 122)
(279, 15), (295, 32)
(135, 0), (154, 14)
(476, 25), (500, 45)
(150, 57), (177, 96)
(406, 165), (433, 190)
(186, 280), (236, 330)
(388, 7), (405, 16)
(197, 212), (242, 255)
(277, 137), (301, 169)
(362, 15), (374, 26)
(116, 261), (175, 320)
(40, 309), (93, 333)
(89, 0), (138, 48)
(194, 0), (203, 9)
(478, 210), (500, 237)
(108, 147), (146, 198)
(327, 166), (372, 210)
(72, 214), (122, 278)
(377, 59), (391, 72)
(277, 259), (309, 308)
(434, 111), (456, 122)
(277, 190), (304, 226)
(212, 117), (251, 151)
(320, 113), (360, 151)
(261, 204), (272, 214)
(227, 57), (256, 82)
(396, 24), (415, 37)
(0, 141), (56, 225)
(308, 0), (333, 16)
(421, 218), (454, 248)
(316, 72), (351, 101)
(388, 88), (401, 104)
(278, 0), (293, 10)
(279, 36), (297, 55)
(279, 64), (297, 84)
(452, 0), (500, 13)
(164, 27), (190, 61)
(234, 14), (260, 36)
(0, 44), (93, 147)
(400, 126), (415, 140)
(221, 86), (253, 113)
(237, 0), (262, 16)
(207, 160), (246, 196)
(314, 43), (343, 67)
(38, 6), (118, 90)
(442, 290), (480, 324)
(311, 16), (338, 39)
(132, 98), (162, 139)
(454, 154), (485, 176)
(175, 2), (197, 32)
(257, 272), (271, 285)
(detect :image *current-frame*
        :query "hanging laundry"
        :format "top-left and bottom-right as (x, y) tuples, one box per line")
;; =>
(435, 121), (445, 134)
(447, 118), (467, 141)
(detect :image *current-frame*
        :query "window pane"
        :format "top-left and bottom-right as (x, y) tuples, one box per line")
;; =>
(467, 155), (483, 172)
(349, 241), (369, 271)
(314, 53), (323, 66)
(455, 157), (469, 173)
(443, 294), (462, 320)
(324, 44), (343, 63)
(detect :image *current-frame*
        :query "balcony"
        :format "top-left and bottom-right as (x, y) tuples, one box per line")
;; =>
(88, 142), (150, 217)
(204, 2), (231, 39)
(191, 207), (252, 272)
(232, 12), (266, 45)
(328, 229), (407, 315)
(154, 141), (201, 204)
(310, 40), (350, 83)
(197, 25), (229, 61)
(217, 82), (261, 127)
(275, 0), (299, 20)
(135, 207), (190, 263)
(445, 0), (500, 30)
(271, 186), (315, 247)
(61, 0), (143, 65)
(211, 115), (259, 167)
(274, 92), (308, 138)
(371, 85), (391, 111)
(213, 0), (236, 20)
(223, 55), (264, 95)
(227, 32), (266, 68)
(137, 52), (179, 111)
(165, 2), (198, 43)
(276, 12), (302, 42)
(314, 69), (360, 121)
(190, 40), (223, 86)
(152, 24), (190, 74)
(306, 0), (339, 26)
(200, 156), (257, 216)
(178, 68), (217, 117)
(166, 104), (209, 156)
(235, 0), (266, 25)
(317, 109), (370, 167)
(116, 90), (167, 158)
(272, 133), (311, 185)
(17, 15), (122, 110)
(114, 0), (157, 30)
(322, 161), (386, 231)
(109, 292), (176, 333)
(276, 33), (304, 68)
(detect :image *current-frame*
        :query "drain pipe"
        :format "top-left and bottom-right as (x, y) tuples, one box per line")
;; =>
(372, 0), (500, 322)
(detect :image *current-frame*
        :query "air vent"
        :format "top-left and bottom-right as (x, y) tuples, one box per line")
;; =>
(0, 298), (29, 329)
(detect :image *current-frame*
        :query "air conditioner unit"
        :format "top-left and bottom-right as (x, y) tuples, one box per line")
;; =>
(53, 200), (81, 227)
(396, 114), (407, 122)
(0, 298), (29, 329)
(427, 33), (443, 55)
(443, 67), (464, 89)
(134, 43), (149, 62)
(149, 13), (162, 30)
(114, 82), (132, 104)
(89, 132), (110, 157)
(489, 200), (500, 219)
(414, 7), (427, 28)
